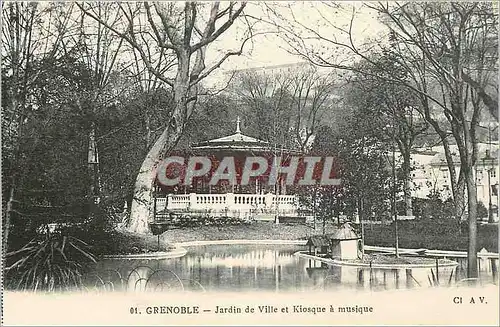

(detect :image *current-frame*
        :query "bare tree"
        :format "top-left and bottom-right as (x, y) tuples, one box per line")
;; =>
(232, 68), (294, 148)
(267, 1), (498, 278)
(373, 2), (498, 279)
(77, 2), (258, 233)
(72, 3), (129, 207)
(1, 2), (79, 250)
(289, 67), (338, 152)
(346, 56), (428, 217)
(232, 65), (337, 152)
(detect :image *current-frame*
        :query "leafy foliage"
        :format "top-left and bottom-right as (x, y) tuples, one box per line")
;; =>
(314, 122), (393, 222)
(96, 87), (174, 210)
(412, 195), (456, 221)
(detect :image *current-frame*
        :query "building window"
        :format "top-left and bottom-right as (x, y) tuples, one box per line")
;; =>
(491, 169), (497, 178)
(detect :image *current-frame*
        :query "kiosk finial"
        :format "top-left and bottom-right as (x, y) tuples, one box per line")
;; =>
(236, 116), (241, 133)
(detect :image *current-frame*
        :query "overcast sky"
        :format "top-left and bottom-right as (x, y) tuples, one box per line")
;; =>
(204, 2), (387, 87)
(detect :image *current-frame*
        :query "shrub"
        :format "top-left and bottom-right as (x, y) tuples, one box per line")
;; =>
(477, 202), (488, 218)
(4, 233), (96, 291)
(412, 196), (455, 221)
(364, 219), (498, 252)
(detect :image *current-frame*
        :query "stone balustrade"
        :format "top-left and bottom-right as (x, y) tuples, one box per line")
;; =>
(155, 192), (299, 218)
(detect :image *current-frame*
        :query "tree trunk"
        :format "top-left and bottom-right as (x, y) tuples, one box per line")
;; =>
(4, 3), (20, 250)
(426, 115), (466, 226)
(441, 129), (467, 229)
(465, 165), (478, 278)
(403, 180), (412, 216)
(127, 96), (186, 234)
(453, 176), (466, 234)
(357, 196), (363, 224)
(128, 57), (190, 234)
(3, 187), (15, 253)
(402, 150), (413, 216)
(127, 126), (177, 233)
(312, 187), (317, 230)
(462, 116), (479, 278)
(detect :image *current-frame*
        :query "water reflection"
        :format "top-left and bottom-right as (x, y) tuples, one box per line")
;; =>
(87, 245), (498, 292)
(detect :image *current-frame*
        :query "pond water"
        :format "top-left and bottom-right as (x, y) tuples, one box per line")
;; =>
(86, 244), (498, 293)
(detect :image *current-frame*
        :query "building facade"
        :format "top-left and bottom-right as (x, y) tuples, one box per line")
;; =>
(410, 142), (499, 221)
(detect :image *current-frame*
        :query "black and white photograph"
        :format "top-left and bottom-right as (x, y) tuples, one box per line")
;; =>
(1, 1), (499, 326)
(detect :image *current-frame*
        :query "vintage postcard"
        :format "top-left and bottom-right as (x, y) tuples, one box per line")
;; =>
(1, 1), (499, 326)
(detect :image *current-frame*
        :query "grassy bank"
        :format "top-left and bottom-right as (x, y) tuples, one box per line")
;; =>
(363, 221), (498, 253)
(342, 254), (453, 265)
(99, 220), (498, 255)
(91, 230), (173, 255)
(159, 220), (498, 253)
(160, 222), (318, 243)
